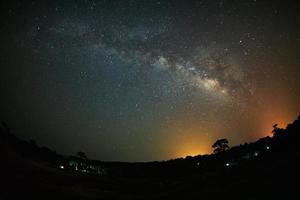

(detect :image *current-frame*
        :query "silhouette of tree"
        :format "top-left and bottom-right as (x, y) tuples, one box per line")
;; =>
(77, 151), (87, 160)
(272, 124), (284, 138)
(212, 138), (229, 154)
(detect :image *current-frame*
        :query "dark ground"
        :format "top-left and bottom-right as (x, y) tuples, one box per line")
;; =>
(1, 117), (300, 199)
(1, 143), (299, 200)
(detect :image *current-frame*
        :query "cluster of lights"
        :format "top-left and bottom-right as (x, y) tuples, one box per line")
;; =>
(61, 145), (273, 172)
(223, 145), (271, 167)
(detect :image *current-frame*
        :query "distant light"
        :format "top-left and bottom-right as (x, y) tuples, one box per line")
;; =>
(225, 163), (230, 167)
(59, 165), (64, 169)
(266, 146), (270, 150)
(197, 162), (200, 166)
(254, 152), (259, 156)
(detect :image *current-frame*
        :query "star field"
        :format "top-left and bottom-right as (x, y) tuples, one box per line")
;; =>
(0, 0), (299, 161)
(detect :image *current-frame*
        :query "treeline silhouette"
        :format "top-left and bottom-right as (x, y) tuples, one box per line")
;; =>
(0, 122), (64, 165)
(1, 115), (300, 178)
(1, 115), (300, 199)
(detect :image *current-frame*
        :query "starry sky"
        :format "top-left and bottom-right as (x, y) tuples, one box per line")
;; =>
(0, 0), (299, 161)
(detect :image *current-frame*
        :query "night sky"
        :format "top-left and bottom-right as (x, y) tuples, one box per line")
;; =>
(0, 0), (299, 161)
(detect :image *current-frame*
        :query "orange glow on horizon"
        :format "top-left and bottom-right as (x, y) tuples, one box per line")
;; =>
(159, 117), (214, 159)
(258, 111), (296, 137)
(168, 135), (212, 158)
(174, 146), (210, 158)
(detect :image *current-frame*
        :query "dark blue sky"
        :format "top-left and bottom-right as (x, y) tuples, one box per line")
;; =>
(0, 0), (299, 161)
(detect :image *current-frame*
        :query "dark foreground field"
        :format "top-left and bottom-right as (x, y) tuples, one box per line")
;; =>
(1, 117), (300, 199)
(1, 143), (299, 199)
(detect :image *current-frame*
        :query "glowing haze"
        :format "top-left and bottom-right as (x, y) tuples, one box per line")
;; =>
(0, 0), (299, 161)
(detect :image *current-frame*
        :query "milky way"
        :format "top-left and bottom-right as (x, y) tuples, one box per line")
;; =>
(0, 0), (299, 161)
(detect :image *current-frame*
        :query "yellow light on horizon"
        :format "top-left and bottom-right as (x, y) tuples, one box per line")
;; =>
(157, 115), (216, 160)
(175, 148), (210, 158)
(169, 132), (212, 158)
